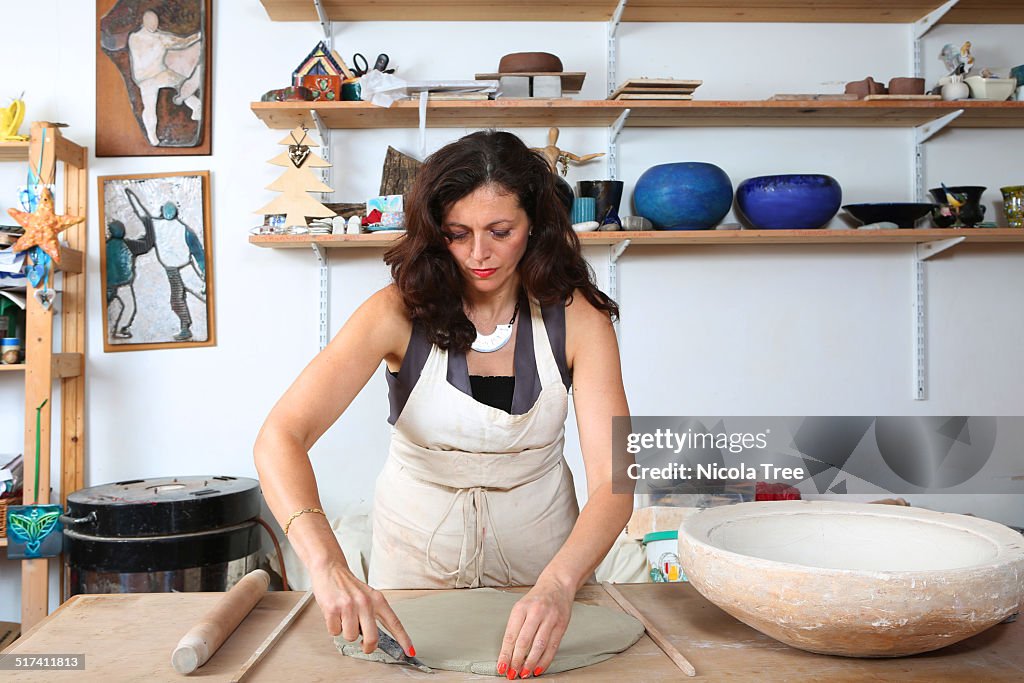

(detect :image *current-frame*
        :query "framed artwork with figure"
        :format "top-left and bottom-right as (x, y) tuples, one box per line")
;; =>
(97, 0), (212, 157)
(98, 171), (216, 352)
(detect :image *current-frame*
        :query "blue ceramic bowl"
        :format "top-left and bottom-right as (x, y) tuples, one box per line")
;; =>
(842, 203), (936, 229)
(633, 162), (733, 230)
(736, 174), (842, 230)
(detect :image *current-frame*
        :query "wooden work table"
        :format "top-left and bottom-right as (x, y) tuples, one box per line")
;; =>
(2, 582), (1022, 681)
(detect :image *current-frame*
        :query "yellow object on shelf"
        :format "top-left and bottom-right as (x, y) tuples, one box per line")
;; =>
(1, 98), (27, 141)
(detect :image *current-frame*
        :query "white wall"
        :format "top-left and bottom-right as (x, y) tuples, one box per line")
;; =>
(1, 2), (1022, 620)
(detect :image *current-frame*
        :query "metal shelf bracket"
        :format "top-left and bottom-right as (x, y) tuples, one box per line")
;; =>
(914, 0), (958, 41)
(609, 238), (631, 336)
(312, 243), (330, 350)
(912, 0), (958, 77)
(913, 109), (963, 201)
(310, 109), (332, 199)
(313, 0), (333, 47)
(608, 108), (630, 180)
(915, 110), (963, 145)
(608, 238), (631, 299)
(916, 236), (964, 262)
(606, 0), (629, 97)
(912, 236), (964, 400)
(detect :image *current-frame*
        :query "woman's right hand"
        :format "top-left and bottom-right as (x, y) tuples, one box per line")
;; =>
(309, 558), (416, 657)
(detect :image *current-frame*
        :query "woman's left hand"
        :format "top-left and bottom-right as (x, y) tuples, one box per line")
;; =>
(497, 576), (574, 679)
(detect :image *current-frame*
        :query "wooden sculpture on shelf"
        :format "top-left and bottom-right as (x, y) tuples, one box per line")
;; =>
(255, 125), (336, 230)
(531, 127), (604, 176)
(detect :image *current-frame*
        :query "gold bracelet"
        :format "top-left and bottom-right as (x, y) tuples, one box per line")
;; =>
(283, 507), (325, 535)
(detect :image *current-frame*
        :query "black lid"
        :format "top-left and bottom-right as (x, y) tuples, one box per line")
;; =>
(65, 476), (261, 537)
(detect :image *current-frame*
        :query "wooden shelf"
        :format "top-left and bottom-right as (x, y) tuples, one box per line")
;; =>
(0, 363), (26, 372)
(251, 100), (1024, 130)
(6, 122), (89, 632)
(0, 141), (29, 162)
(259, 0), (1024, 24)
(251, 228), (1024, 249)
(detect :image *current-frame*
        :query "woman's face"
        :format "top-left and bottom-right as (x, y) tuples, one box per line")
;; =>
(442, 184), (530, 295)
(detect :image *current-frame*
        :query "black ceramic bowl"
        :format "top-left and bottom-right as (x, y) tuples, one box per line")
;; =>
(842, 203), (936, 229)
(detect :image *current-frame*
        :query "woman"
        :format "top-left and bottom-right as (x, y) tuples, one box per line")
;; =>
(255, 130), (632, 679)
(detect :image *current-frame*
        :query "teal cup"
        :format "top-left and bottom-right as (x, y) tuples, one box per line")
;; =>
(571, 197), (596, 224)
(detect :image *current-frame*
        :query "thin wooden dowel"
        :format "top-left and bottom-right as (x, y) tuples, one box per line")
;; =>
(603, 582), (696, 677)
(229, 589), (314, 682)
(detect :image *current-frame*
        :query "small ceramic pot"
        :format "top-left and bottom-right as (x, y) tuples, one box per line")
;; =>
(941, 75), (970, 101)
(571, 197), (596, 224)
(844, 77), (887, 98)
(577, 180), (624, 226)
(1, 337), (21, 365)
(1001, 186), (1024, 228)
(929, 186), (987, 227)
(341, 79), (362, 101)
(888, 77), (926, 95)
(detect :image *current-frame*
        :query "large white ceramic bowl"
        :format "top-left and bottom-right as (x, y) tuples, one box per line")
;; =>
(965, 76), (1017, 101)
(678, 501), (1024, 657)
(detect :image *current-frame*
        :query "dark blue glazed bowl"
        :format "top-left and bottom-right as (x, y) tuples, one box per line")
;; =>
(736, 174), (843, 230)
(842, 203), (936, 229)
(633, 162), (733, 230)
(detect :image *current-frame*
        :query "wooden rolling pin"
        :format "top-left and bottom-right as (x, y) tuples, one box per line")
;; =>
(171, 569), (271, 674)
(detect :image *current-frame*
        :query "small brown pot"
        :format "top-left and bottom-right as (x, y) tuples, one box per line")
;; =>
(844, 77), (888, 98)
(888, 77), (926, 95)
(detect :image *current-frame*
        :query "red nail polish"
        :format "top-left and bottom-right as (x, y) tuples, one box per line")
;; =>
(521, 670), (531, 679)
(497, 662), (507, 675)
(408, 646), (416, 657)
(534, 667), (544, 676)
(508, 668), (518, 680)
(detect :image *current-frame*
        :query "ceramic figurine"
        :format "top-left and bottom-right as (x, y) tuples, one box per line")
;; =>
(959, 42), (975, 74)
(939, 43), (970, 76)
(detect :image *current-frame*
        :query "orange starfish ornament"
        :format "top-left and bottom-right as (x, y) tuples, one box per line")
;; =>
(8, 186), (83, 264)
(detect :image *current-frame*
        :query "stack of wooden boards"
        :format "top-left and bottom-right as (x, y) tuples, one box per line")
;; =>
(609, 79), (702, 100)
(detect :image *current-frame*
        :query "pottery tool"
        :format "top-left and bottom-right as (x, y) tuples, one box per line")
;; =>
(229, 589), (314, 682)
(171, 569), (271, 674)
(602, 582), (696, 677)
(377, 628), (433, 673)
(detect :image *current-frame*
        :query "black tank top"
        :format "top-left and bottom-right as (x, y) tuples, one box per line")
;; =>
(386, 294), (571, 424)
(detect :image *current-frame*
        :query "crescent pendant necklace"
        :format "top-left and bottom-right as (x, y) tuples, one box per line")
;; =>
(471, 300), (520, 353)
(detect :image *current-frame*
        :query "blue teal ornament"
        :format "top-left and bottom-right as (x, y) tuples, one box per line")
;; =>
(5, 399), (64, 559)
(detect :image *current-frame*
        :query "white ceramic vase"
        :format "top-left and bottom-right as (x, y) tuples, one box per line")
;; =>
(941, 75), (970, 101)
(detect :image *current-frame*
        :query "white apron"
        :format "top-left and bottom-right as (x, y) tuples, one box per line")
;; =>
(369, 299), (579, 589)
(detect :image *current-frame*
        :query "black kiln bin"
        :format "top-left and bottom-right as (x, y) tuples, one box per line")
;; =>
(63, 476), (262, 595)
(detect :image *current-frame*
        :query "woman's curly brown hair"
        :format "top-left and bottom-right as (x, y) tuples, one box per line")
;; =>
(384, 130), (619, 352)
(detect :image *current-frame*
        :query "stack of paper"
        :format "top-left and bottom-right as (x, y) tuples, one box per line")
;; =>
(0, 247), (26, 290)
